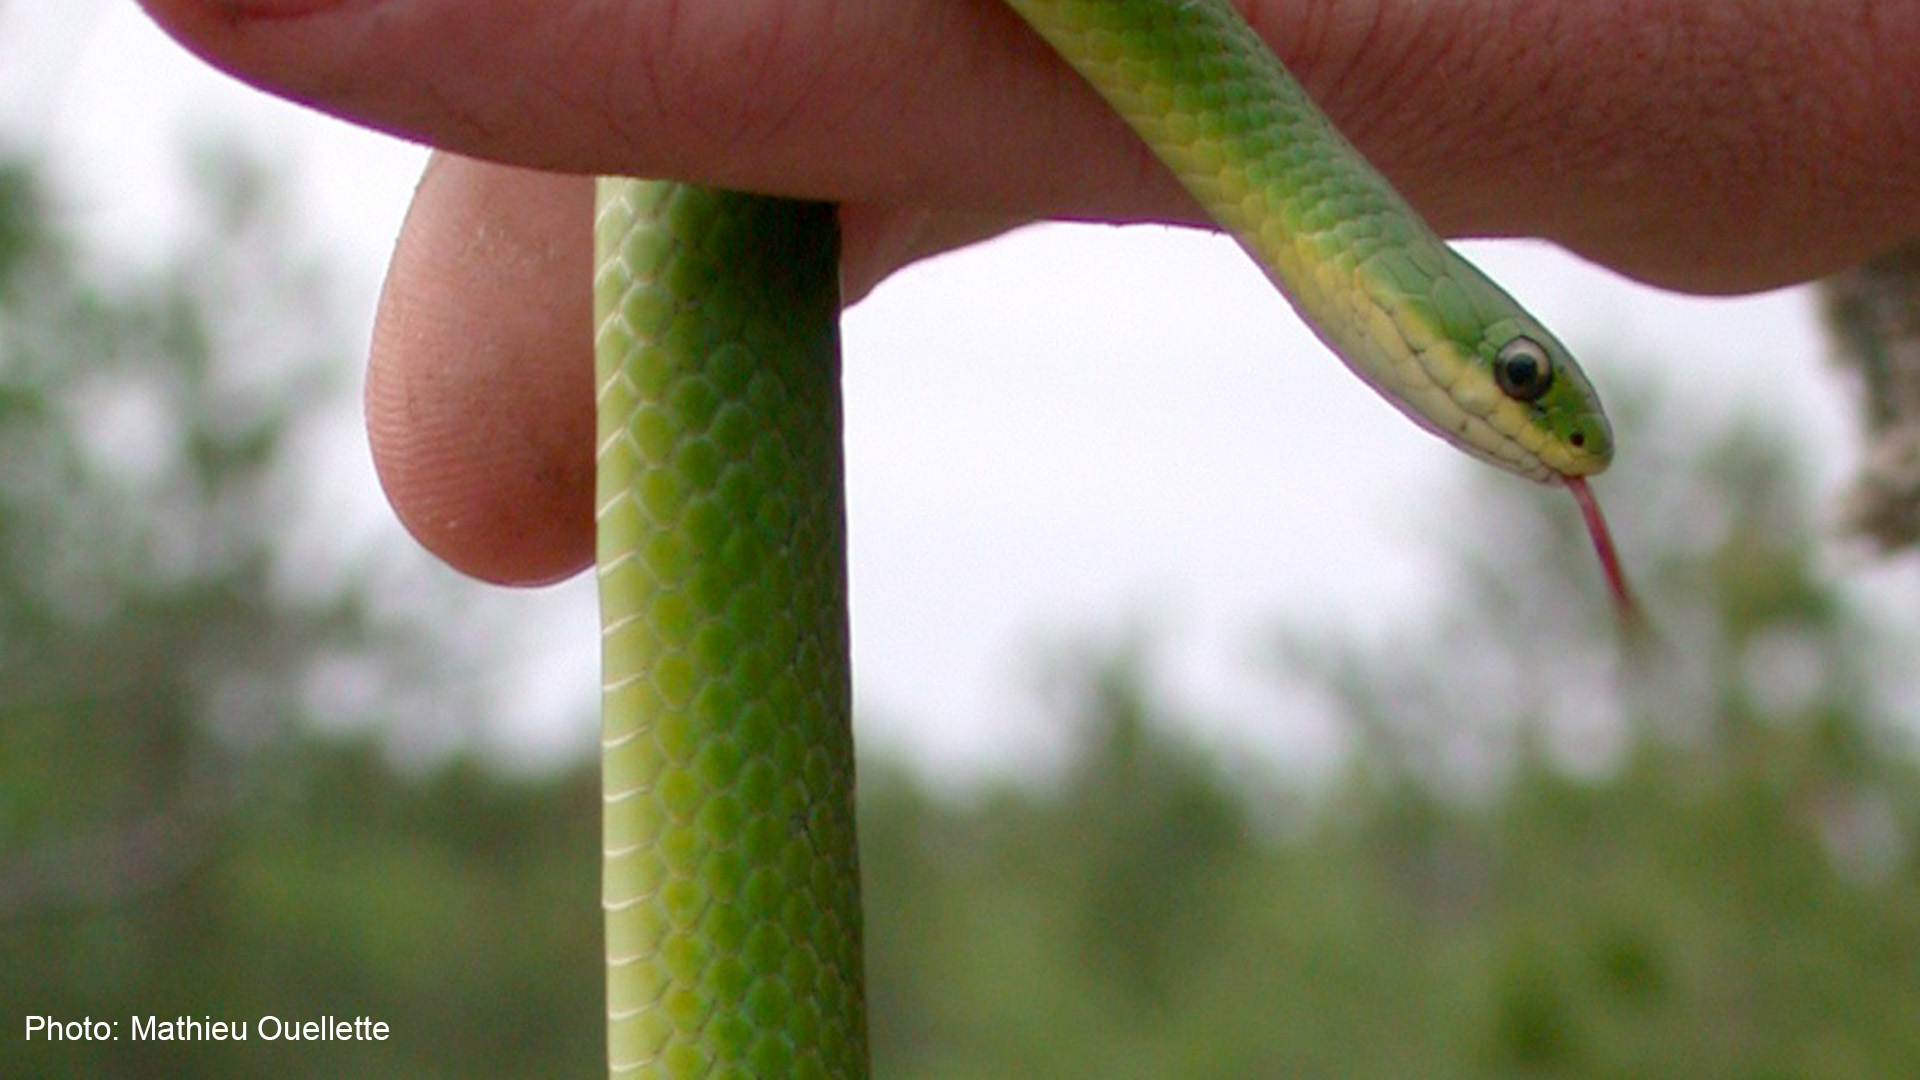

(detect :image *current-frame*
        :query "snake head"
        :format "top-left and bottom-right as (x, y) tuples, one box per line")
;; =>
(1474, 316), (1615, 482)
(1357, 246), (1615, 485)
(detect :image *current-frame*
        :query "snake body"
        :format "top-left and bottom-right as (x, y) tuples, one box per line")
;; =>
(592, 1), (1622, 1076)
(593, 188), (862, 1076)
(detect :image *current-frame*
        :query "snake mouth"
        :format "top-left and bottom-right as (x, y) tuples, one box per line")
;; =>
(1564, 476), (1641, 628)
(1536, 429), (1614, 481)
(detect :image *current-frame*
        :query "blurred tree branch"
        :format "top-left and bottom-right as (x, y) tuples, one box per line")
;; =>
(1821, 243), (1920, 549)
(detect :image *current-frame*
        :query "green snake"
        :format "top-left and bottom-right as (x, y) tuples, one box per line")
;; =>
(591, 0), (1635, 1075)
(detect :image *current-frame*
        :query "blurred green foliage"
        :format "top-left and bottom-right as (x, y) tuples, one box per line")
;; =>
(5, 150), (1919, 1078)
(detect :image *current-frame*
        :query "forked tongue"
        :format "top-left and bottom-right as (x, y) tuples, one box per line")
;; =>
(1564, 476), (1643, 633)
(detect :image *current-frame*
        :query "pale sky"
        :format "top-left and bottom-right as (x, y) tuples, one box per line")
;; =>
(7, 0), (1891, 783)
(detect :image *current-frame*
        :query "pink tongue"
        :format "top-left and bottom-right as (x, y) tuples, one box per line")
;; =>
(1565, 476), (1640, 627)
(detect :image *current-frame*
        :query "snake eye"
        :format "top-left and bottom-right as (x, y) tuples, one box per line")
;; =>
(1493, 336), (1554, 403)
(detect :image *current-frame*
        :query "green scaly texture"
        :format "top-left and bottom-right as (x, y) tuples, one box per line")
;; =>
(592, 180), (865, 1080)
(585, 2), (1627, 1077)
(1002, 0), (1612, 481)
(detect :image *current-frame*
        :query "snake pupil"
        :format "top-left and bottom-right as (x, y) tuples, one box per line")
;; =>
(1494, 336), (1554, 402)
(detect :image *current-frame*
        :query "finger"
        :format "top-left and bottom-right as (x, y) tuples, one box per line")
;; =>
(137, 0), (1168, 222)
(366, 154), (594, 586)
(839, 204), (1025, 304)
(1454, 1), (1920, 292)
(140, 0), (1920, 289)
(365, 152), (1024, 585)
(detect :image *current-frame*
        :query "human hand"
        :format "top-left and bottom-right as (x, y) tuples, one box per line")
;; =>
(140, 0), (1920, 583)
